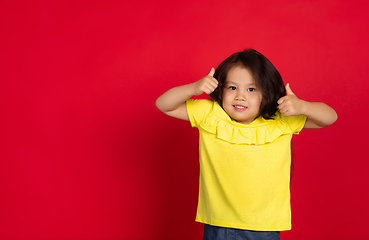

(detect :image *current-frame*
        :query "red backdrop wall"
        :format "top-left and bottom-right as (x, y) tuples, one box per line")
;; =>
(1, 1), (368, 239)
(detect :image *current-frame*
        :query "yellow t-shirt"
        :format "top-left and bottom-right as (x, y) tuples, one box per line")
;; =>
(186, 99), (307, 231)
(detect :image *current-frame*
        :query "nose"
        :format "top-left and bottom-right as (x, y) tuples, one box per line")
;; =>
(235, 91), (246, 101)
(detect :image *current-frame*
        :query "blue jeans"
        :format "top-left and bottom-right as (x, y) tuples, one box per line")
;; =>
(203, 224), (280, 240)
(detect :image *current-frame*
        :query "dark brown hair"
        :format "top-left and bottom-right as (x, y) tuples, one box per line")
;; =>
(210, 49), (286, 119)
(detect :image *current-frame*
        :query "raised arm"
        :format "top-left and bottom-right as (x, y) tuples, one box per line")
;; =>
(155, 68), (218, 121)
(278, 83), (337, 129)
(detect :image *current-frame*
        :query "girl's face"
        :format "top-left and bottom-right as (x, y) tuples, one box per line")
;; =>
(222, 66), (262, 124)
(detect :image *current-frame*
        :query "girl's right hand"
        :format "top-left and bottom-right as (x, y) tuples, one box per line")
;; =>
(191, 68), (219, 96)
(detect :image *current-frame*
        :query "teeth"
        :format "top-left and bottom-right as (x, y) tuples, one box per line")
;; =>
(234, 105), (246, 108)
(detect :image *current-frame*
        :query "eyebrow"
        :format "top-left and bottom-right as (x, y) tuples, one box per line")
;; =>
(225, 81), (236, 85)
(225, 81), (256, 86)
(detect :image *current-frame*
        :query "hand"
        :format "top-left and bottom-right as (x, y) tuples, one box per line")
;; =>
(191, 68), (219, 96)
(277, 83), (306, 117)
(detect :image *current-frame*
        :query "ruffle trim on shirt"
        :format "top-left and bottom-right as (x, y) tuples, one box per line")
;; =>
(198, 105), (293, 145)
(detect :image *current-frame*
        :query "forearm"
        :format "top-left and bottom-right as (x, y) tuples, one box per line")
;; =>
(156, 83), (194, 113)
(156, 68), (218, 120)
(302, 101), (337, 127)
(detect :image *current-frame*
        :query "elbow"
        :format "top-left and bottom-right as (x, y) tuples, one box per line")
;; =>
(332, 110), (338, 124)
(323, 109), (338, 127)
(155, 97), (164, 112)
(306, 110), (338, 129)
(155, 97), (170, 114)
(328, 108), (338, 126)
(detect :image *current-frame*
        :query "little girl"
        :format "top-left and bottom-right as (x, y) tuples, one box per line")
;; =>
(156, 49), (337, 240)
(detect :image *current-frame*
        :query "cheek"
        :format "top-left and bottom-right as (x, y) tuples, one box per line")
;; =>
(258, 96), (262, 105)
(251, 95), (262, 108)
(222, 91), (230, 103)
(257, 97), (263, 111)
(256, 94), (262, 103)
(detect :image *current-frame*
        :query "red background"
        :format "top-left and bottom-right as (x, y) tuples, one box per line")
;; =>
(1, 1), (368, 239)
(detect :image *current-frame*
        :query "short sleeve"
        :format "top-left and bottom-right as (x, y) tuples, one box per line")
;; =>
(283, 114), (307, 134)
(186, 99), (214, 128)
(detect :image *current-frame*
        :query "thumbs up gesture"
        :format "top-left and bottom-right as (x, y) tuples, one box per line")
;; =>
(191, 68), (219, 96)
(277, 83), (306, 117)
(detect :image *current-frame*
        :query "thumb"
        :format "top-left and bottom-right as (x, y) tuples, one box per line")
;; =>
(208, 67), (215, 77)
(285, 83), (294, 95)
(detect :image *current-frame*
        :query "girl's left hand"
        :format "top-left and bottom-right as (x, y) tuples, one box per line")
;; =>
(277, 83), (306, 117)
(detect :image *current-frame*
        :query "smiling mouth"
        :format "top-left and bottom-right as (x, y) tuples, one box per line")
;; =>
(233, 105), (247, 109)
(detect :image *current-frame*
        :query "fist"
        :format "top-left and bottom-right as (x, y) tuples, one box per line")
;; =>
(277, 83), (306, 117)
(192, 68), (219, 96)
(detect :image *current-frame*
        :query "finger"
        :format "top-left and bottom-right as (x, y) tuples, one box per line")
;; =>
(203, 76), (218, 89)
(203, 89), (211, 95)
(204, 86), (215, 95)
(278, 102), (283, 109)
(279, 106), (289, 116)
(279, 108), (287, 115)
(278, 102), (286, 111)
(278, 95), (290, 104)
(209, 78), (218, 88)
(208, 67), (215, 77)
(285, 83), (294, 96)
(209, 84), (217, 93)
(277, 97), (285, 105)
